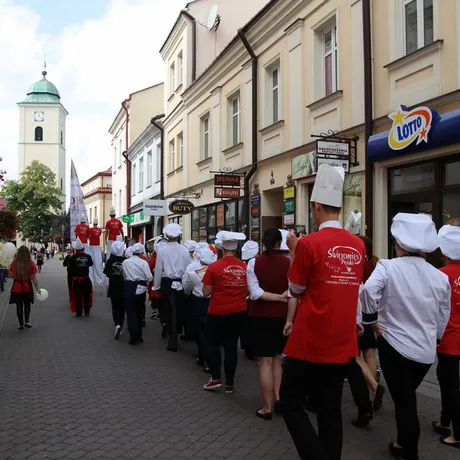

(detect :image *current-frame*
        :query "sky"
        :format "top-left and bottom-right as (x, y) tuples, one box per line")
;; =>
(0, 0), (186, 186)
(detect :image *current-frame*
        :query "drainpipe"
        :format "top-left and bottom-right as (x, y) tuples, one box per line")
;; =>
(121, 99), (131, 238)
(238, 29), (258, 239)
(363, 0), (374, 240)
(182, 11), (197, 82)
(150, 115), (165, 200)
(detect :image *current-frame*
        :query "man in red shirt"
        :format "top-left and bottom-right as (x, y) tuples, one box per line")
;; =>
(280, 164), (365, 460)
(88, 217), (103, 286)
(105, 207), (124, 261)
(75, 215), (90, 252)
(434, 224), (460, 449)
(202, 230), (247, 394)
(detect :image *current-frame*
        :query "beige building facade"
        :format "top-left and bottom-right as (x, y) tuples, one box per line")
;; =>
(82, 168), (112, 252)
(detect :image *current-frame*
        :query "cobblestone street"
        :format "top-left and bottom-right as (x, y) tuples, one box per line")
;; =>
(0, 259), (457, 460)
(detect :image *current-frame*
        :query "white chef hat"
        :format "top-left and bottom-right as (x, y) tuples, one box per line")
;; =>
(391, 213), (439, 253)
(214, 239), (222, 250)
(125, 247), (133, 258)
(279, 229), (289, 251)
(80, 214), (87, 223)
(185, 240), (197, 253)
(132, 243), (145, 255)
(194, 242), (209, 259)
(216, 231), (246, 250)
(74, 238), (84, 250)
(110, 207), (116, 216)
(241, 241), (259, 261)
(111, 241), (125, 257)
(438, 225), (460, 260)
(199, 247), (217, 266)
(163, 223), (182, 238)
(116, 235), (123, 242)
(310, 164), (345, 208)
(93, 217), (99, 225)
(345, 211), (362, 235)
(71, 241), (77, 249)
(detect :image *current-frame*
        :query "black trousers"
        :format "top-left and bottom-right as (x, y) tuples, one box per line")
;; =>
(73, 279), (92, 316)
(125, 293), (145, 342)
(348, 358), (373, 416)
(16, 297), (31, 326)
(437, 352), (460, 440)
(378, 337), (431, 460)
(280, 357), (347, 460)
(206, 312), (245, 386)
(111, 296), (125, 328)
(189, 295), (210, 362)
(160, 278), (185, 350)
(67, 275), (72, 301)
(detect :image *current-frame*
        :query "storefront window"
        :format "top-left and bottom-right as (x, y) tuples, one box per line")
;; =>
(443, 192), (460, 225)
(225, 201), (237, 231)
(445, 161), (460, 186)
(207, 205), (217, 242)
(390, 163), (435, 195)
(237, 199), (245, 233)
(198, 208), (208, 241)
(191, 210), (199, 241)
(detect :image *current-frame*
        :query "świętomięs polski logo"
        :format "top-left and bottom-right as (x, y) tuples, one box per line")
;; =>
(327, 246), (363, 267)
(388, 105), (433, 151)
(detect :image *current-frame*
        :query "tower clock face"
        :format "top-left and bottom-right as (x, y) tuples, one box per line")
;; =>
(34, 111), (44, 122)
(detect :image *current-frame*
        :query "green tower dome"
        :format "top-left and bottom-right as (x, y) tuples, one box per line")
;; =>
(22, 71), (61, 104)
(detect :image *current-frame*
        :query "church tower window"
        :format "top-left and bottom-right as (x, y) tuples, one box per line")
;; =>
(35, 126), (43, 142)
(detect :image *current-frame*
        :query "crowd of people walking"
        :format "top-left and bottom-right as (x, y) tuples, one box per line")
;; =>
(2, 164), (459, 460)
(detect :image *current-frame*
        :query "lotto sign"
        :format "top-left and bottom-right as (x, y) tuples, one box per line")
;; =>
(388, 105), (433, 151)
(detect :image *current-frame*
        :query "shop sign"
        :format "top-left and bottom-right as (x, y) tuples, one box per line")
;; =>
(292, 152), (316, 179)
(122, 214), (135, 224)
(317, 156), (350, 173)
(251, 206), (260, 217)
(169, 199), (195, 215)
(283, 186), (295, 200)
(251, 217), (260, 229)
(143, 199), (167, 216)
(251, 194), (260, 206)
(284, 200), (295, 213)
(283, 213), (295, 227)
(251, 230), (260, 242)
(214, 187), (241, 199)
(388, 105), (433, 151)
(216, 204), (225, 227)
(214, 174), (241, 187)
(317, 140), (350, 157)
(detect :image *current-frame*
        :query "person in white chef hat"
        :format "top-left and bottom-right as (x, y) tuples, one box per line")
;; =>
(154, 223), (191, 351)
(432, 223), (460, 449)
(361, 213), (451, 460)
(280, 164), (366, 460)
(345, 210), (362, 235)
(201, 230), (247, 394)
(185, 240), (197, 260)
(241, 241), (259, 263)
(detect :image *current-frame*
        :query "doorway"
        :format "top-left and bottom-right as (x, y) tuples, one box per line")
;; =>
(262, 188), (283, 236)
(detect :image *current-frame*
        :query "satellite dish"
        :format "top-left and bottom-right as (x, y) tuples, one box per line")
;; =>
(206, 5), (219, 30)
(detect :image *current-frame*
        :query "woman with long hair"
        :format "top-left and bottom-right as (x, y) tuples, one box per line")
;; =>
(247, 228), (289, 420)
(8, 246), (41, 330)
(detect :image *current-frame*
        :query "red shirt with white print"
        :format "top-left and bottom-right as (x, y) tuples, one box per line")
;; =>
(105, 218), (123, 241)
(286, 224), (365, 364)
(75, 224), (90, 244)
(202, 256), (247, 315)
(89, 226), (102, 246)
(438, 262), (460, 356)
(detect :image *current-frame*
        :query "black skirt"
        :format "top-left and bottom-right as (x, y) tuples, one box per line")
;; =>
(9, 280), (34, 305)
(358, 324), (377, 351)
(248, 317), (287, 358)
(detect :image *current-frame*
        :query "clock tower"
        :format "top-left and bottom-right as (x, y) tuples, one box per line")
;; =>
(17, 70), (68, 211)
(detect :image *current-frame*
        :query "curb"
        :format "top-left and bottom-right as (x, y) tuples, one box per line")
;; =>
(0, 278), (12, 339)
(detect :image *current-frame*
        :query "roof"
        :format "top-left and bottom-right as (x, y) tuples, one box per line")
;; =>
(159, 9), (195, 53)
(21, 71), (61, 104)
(81, 167), (112, 187)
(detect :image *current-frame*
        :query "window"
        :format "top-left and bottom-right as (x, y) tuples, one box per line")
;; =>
(170, 62), (175, 94)
(89, 209), (92, 224)
(35, 126), (43, 141)
(177, 133), (184, 168)
(94, 206), (97, 218)
(119, 139), (122, 167)
(132, 163), (137, 195)
(202, 115), (210, 159)
(146, 150), (152, 187)
(118, 190), (122, 216)
(60, 178), (63, 190)
(169, 140), (175, 172)
(324, 25), (338, 96)
(178, 52), (183, 86)
(272, 68), (280, 123)
(60, 130), (63, 146)
(404, 0), (433, 55)
(229, 94), (241, 145)
(139, 157), (144, 192)
(155, 144), (161, 182)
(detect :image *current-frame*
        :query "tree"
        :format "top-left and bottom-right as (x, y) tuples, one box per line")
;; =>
(0, 156), (6, 183)
(52, 211), (71, 246)
(1, 161), (63, 241)
(0, 210), (20, 241)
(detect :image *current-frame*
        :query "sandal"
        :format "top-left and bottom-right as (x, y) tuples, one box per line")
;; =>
(440, 437), (460, 449)
(432, 420), (451, 437)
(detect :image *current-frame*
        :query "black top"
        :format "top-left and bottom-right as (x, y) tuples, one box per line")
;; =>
(104, 255), (125, 298)
(63, 254), (72, 274)
(69, 252), (93, 277)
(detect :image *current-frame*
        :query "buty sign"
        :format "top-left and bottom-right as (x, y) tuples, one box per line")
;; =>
(388, 105), (433, 151)
(169, 199), (195, 215)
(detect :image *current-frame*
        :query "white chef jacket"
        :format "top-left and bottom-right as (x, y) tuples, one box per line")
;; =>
(361, 257), (451, 364)
(182, 263), (210, 298)
(154, 242), (191, 290)
(122, 255), (153, 295)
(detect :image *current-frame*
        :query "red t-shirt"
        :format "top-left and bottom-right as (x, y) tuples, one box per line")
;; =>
(89, 226), (102, 246)
(285, 227), (365, 364)
(105, 218), (123, 241)
(202, 256), (247, 315)
(75, 224), (90, 244)
(10, 260), (38, 294)
(438, 263), (460, 356)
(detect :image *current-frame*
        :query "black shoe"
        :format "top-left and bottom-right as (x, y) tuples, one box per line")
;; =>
(141, 319), (146, 327)
(204, 365), (211, 373)
(196, 357), (204, 366)
(18, 325), (24, 330)
(128, 340), (138, 345)
(352, 412), (373, 428)
(161, 324), (168, 338)
(274, 400), (282, 415)
(166, 346), (178, 352)
(256, 410), (272, 421)
(373, 384), (385, 412)
(432, 421), (451, 436)
(75, 314), (82, 318)
(84, 312), (90, 317)
(136, 338), (144, 344)
(24, 323), (32, 329)
(180, 334), (188, 342)
(388, 442), (406, 460)
(245, 350), (256, 361)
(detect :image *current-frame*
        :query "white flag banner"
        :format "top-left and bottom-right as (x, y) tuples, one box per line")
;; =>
(69, 160), (88, 242)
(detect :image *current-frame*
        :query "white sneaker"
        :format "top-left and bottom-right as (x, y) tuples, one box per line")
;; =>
(114, 325), (122, 340)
